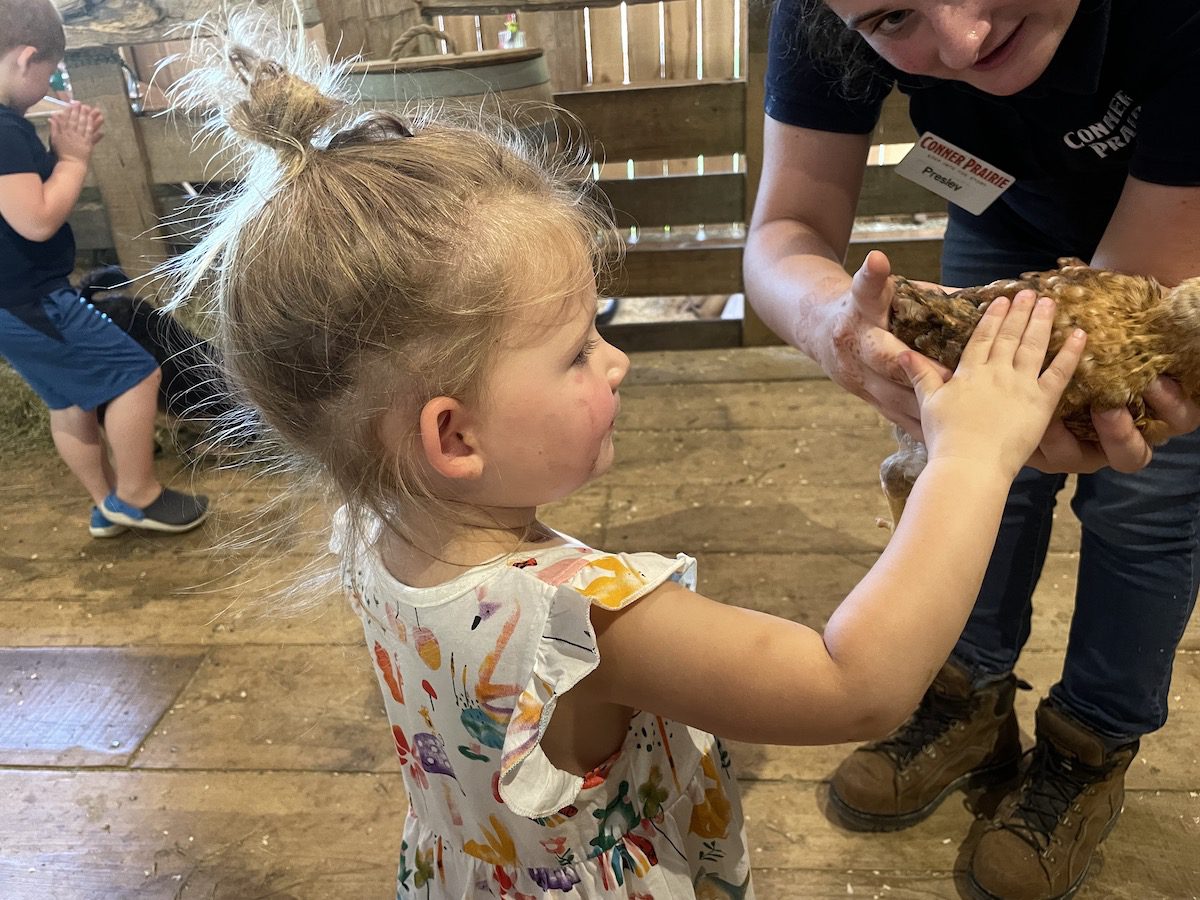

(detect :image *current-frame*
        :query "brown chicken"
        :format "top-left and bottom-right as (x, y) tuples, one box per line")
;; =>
(880, 257), (1200, 526)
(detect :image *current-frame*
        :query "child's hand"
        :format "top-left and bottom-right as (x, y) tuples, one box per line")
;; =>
(49, 102), (105, 164)
(898, 290), (1086, 479)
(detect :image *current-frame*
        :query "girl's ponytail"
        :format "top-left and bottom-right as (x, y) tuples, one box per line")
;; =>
(224, 46), (345, 174)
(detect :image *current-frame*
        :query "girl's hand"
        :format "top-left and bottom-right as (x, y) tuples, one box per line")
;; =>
(814, 250), (951, 440)
(899, 290), (1086, 480)
(49, 102), (105, 164)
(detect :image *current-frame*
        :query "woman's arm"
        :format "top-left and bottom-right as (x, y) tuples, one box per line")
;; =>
(1092, 177), (1200, 285)
(1087, 177), (1200, 453)
(743, 118), (869, 351)
(745, 117), (939, 438)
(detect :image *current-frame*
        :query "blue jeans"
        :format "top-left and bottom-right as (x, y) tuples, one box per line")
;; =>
(942, 215), (1200, 741)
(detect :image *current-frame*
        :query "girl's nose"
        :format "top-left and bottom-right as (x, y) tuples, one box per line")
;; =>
(607, 342), (630, 390)
(931, 8), (991, 70)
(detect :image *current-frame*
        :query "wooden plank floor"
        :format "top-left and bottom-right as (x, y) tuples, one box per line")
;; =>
(1, 347), (1197, 899)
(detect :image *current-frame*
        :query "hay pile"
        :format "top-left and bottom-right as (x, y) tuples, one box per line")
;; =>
(0, 363), (51, 454)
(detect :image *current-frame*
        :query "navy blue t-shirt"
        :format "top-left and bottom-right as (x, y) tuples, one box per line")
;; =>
(0, 104), (75, 308)
(765, 0), (1200, 277)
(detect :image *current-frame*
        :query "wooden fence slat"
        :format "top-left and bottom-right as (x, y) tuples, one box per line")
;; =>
(128, 41), (189, 109)
(662, 0), (698, 81)
(632, 160), (665, 178)
(617, 242), (743, 295)
(626, 3), (662, 84)
(873, 88), (916, 145)
(600, 318), (742, 352)
(857, 166), (945, 218)
(422, 0), (658, 11)
(615, 233), (943, 298)
(438, 14), (483, 53)
(697, 153), (737, 174)
(140, 116), (235, 184)
(556, 80), (745, 160)
(700, 0), (734, 80)
(523, 10), (586, 91)
(140, 131), (943, 228)
(666, 157), (698, 176)
(740, 0), (772, 344)
(478, 14), (509, 51)
(738, 0), (748, 78)
(587, 5), (626, 85)
(137, 87), (738, 185)
(600, 172), (745, 228)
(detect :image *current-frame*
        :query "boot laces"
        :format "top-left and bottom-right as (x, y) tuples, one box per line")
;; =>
(874, 689), (973, 768)
(1000, 742), (1100, 853)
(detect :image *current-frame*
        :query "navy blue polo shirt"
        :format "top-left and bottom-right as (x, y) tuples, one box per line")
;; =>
(0, 104), (75, 308)
(765, 0), (1200, 272)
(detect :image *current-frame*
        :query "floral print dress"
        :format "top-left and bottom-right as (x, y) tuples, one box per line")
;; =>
(340, 529), (753, 899)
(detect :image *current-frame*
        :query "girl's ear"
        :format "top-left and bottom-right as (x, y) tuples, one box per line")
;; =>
(418, 396), (484, 481)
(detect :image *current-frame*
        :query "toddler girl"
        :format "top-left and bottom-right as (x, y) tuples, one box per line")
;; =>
(167, 13), (1085, 898)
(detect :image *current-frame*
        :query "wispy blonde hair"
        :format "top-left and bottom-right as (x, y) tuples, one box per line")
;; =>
(162, 9), (615, 594)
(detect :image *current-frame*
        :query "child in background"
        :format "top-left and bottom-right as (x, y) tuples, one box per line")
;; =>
(166, 13), (1086, 897)
(0, 0), (207, 536)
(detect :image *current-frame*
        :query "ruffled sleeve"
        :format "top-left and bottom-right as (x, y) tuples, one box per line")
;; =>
(497, 550), (695, 818)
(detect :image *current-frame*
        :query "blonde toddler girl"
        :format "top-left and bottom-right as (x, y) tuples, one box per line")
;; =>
(166, 13), (1086, 898)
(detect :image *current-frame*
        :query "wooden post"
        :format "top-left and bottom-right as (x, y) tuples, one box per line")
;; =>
(740, 0), (782, 345)
(523, 10), (584, 92)
(65, 46), (165, 284)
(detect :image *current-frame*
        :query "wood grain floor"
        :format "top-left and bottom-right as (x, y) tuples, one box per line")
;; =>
(1, 348), (1197, 899)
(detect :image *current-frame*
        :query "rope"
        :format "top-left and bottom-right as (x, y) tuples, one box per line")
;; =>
(389, 25), (458, 59)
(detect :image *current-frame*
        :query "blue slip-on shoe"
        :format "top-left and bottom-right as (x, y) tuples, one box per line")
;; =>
(102, 488), (210, 534)
(89, 505), (129, 538)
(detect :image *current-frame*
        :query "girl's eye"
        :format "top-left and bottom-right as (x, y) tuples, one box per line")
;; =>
(872, 9), (912, 35)
(572, 338), (598, 367)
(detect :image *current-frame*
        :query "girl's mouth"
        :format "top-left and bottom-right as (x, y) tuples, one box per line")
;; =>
(973, 19), (1024, 71)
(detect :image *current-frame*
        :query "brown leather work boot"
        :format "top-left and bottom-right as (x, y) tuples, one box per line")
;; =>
(967, 700), (1139, 900)
(828, 658), (1022, 831)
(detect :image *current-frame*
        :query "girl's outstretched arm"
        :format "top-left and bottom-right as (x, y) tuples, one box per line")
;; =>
(586, 294), (1086, 747)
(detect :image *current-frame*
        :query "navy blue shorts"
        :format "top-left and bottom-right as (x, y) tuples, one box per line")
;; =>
(0, 286), (158, 411)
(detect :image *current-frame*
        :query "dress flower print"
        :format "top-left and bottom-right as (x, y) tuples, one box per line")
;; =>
(338, 523), (754, 898)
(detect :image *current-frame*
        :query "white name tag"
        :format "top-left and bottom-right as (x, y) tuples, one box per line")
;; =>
(895, 132), (1016, 215)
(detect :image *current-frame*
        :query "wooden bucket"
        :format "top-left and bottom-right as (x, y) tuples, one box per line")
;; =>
(347, 48), (557, 142)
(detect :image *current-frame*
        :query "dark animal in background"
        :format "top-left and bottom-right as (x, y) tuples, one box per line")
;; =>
(84, 266), (243, 441)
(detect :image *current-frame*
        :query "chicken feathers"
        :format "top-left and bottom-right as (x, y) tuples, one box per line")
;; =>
(881, 257), (1200, 525)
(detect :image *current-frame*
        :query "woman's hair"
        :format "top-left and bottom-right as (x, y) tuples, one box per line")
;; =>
(782, 0), (885, 95)
(163, 10), (613, 574)
(0, 0), (66, 61)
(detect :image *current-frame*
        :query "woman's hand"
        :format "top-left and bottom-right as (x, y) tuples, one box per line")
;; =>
(1028, 376), (1200, 474)
(813, 250), (952, 440)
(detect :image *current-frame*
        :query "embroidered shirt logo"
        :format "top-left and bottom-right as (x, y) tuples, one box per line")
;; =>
(1062, 90), (1141, 159)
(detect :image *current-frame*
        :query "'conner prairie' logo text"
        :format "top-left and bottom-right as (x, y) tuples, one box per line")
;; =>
(1062, 90), (1141, 159)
